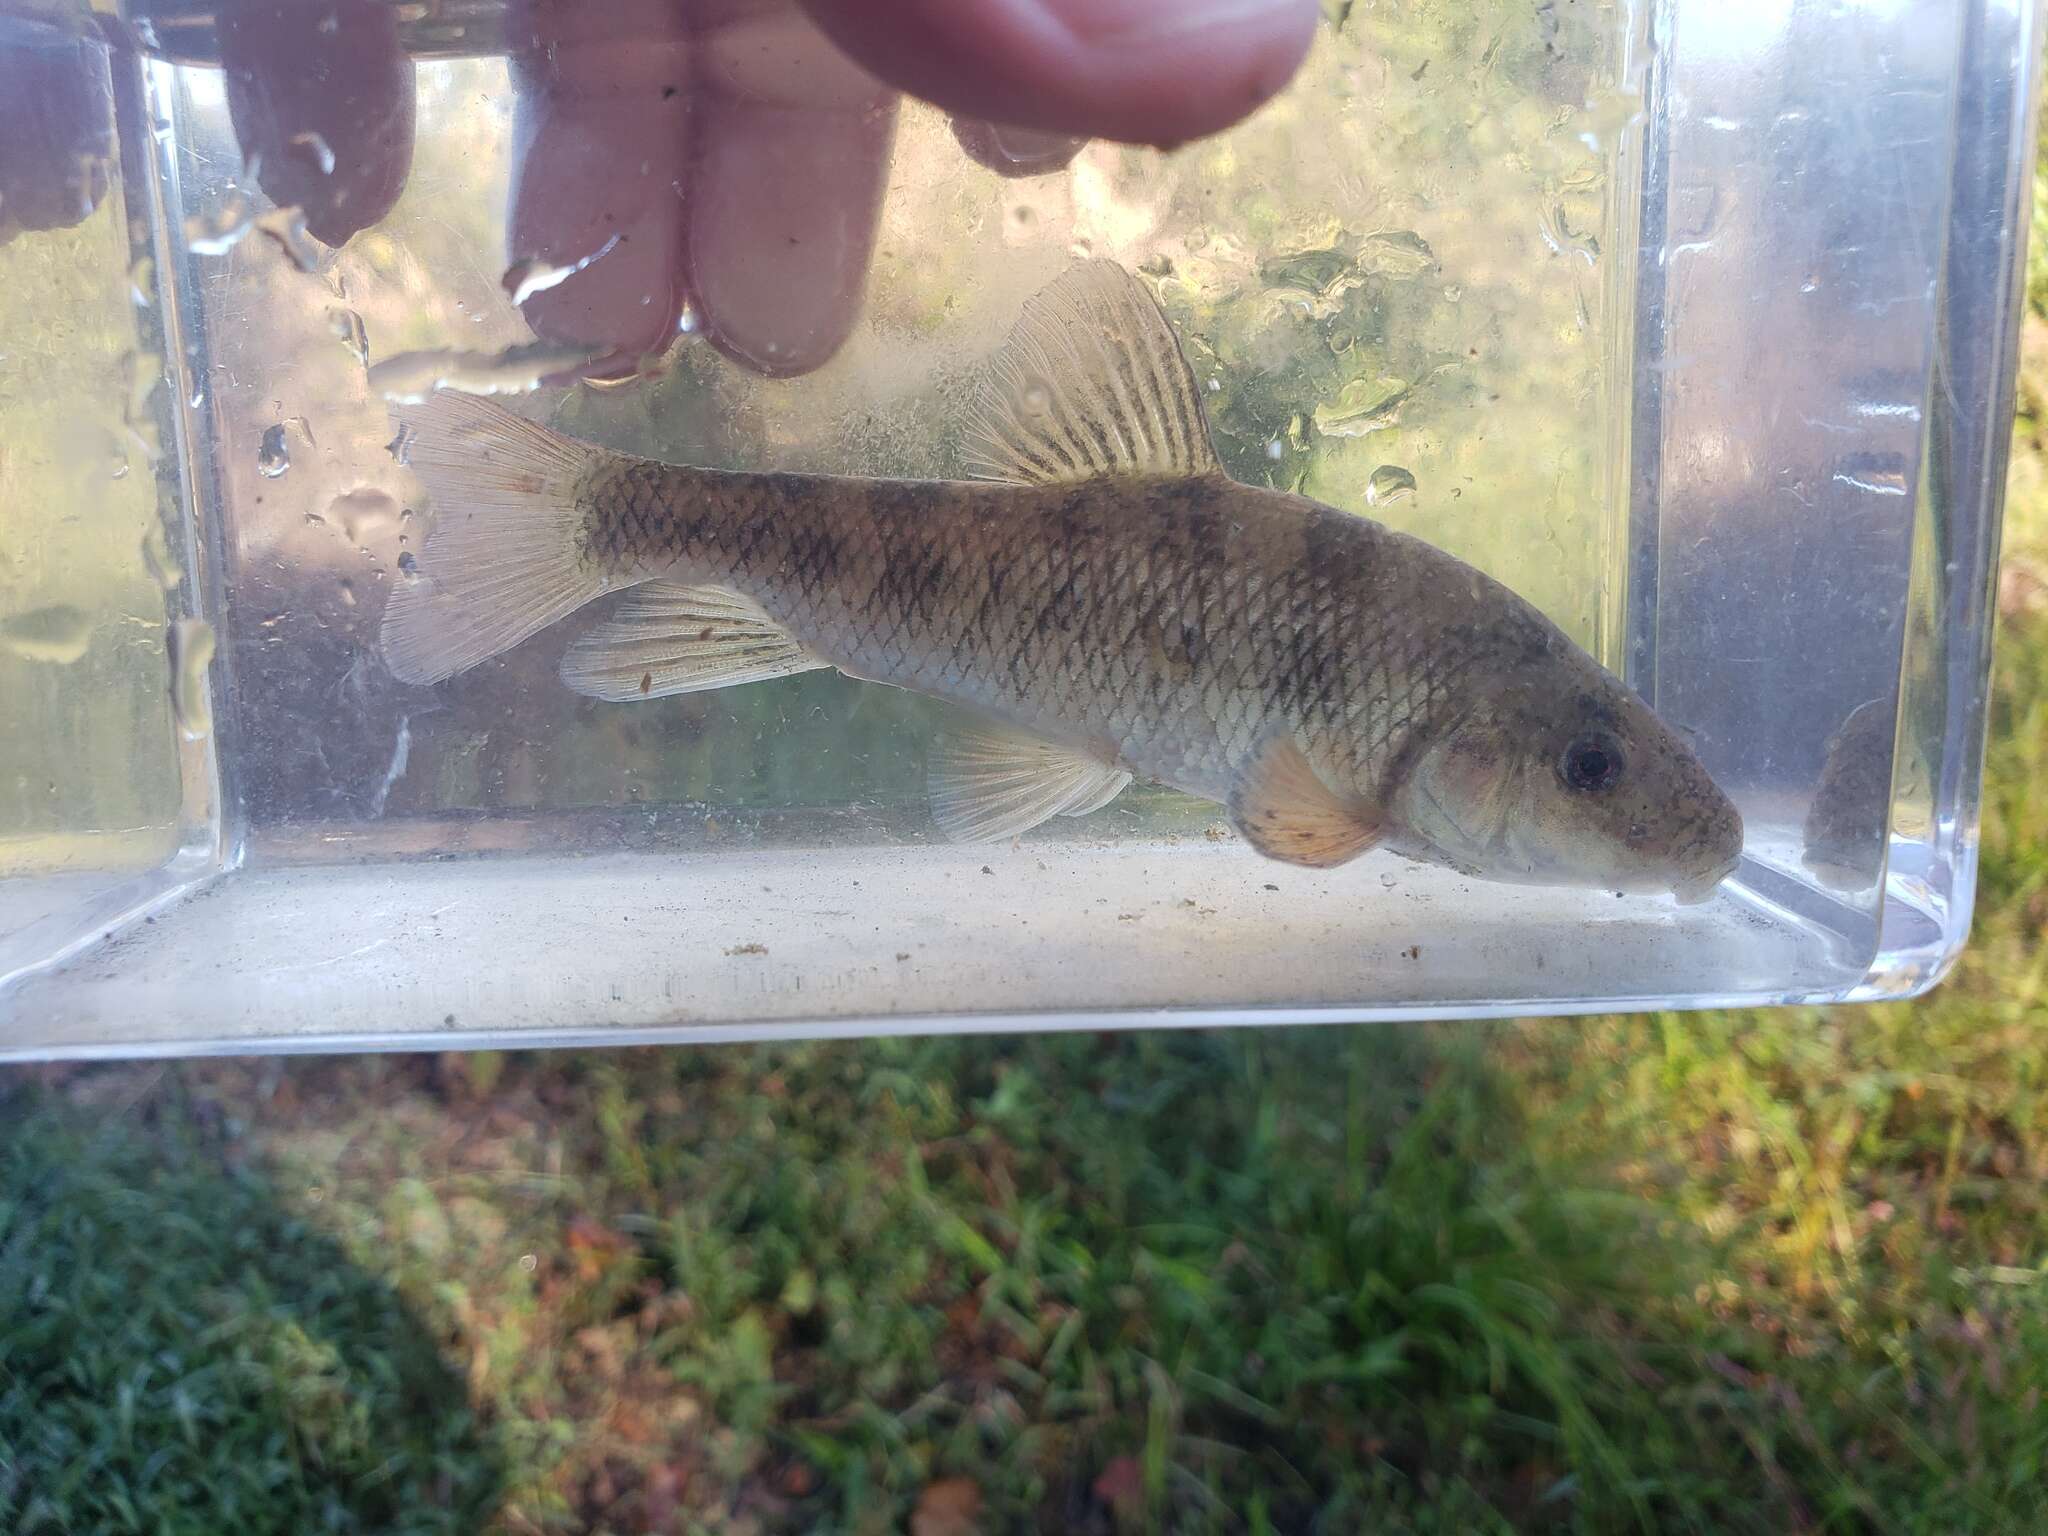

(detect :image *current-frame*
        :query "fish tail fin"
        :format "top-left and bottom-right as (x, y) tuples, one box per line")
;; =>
(379, 392), (605, 685)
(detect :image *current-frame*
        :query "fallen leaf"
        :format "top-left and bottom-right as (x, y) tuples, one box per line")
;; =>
(1093, 1456), (1144, 1519)
(911, 1477), (982, 1536)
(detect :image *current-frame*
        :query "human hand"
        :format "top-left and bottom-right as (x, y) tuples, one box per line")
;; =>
(216, 0), (1317, 377)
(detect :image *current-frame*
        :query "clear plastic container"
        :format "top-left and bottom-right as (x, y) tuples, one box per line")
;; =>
(0, 0), (2037, 1058)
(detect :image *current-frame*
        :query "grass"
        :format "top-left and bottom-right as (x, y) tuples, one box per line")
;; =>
(0, 1083), (502, 1534)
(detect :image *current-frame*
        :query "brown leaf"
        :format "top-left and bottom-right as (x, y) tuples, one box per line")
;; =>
(911, 1477), (982, 1536)
(1093, 1456), (1144, 1519)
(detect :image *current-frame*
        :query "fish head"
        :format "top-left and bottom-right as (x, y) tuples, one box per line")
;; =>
(1388, 645), (1743, 902)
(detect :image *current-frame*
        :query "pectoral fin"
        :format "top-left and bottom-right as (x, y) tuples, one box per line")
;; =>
(1229, 734), (1383, 869)
(929, 719), (1132, 843)
(559, 580), (830, 701)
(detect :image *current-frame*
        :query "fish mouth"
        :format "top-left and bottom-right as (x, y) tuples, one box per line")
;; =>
(1671, 848), (1743, 905)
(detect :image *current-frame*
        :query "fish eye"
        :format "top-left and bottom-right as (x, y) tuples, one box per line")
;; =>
(1559, 735), (1625, 793)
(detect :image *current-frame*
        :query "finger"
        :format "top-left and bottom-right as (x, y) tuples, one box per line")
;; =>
(218, 0), (413, 247)
(506, 0), (692, 373)
(685, 2), (897, 377)
(0, 18), (115, 245)
(797, 0), (1318, 147)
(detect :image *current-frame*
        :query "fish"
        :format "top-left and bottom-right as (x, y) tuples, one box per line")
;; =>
(1801, 692), (1897, 891)
(381, 260), (1743, 898)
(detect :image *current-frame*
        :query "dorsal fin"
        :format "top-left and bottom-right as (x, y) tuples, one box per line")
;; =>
(962, 260), (1221, 486)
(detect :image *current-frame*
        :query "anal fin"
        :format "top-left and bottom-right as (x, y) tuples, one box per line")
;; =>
(559, 580), (830, 701)
(929, 719), (1132, 843)
(1229, 734), (1382, 869)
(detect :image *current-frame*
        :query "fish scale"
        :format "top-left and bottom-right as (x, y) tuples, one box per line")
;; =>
(575, 456), (1494, 806)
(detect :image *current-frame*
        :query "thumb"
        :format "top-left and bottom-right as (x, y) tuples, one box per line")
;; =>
(795, 0), (1317, 149)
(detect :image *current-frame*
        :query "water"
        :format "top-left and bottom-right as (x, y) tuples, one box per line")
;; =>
(0, 0), (2031, 1056)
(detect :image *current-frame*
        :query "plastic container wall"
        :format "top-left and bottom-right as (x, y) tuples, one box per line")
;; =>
(0, 0), (2037, 1057)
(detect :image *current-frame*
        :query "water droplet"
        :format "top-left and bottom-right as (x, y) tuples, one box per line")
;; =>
(677, 300), (701, 336)
(368, 341), (597, 403)
(1312, 376), (1411, 438)
(167, 618), (215, 739)
(255, 206), (322, 273)
(288, 131), (336, 176)
(1021, 380), (1052, 416)
(1264, 438), (1284, 461)
(110, 457), (131, 481)
(329, 307), (370, 368)
(338, 579), (357, 607)
(1356, 230), (1437, 280)
(1366, 464), (1418, 506)
(1538, 202), (1600, 268)
(503, 233), (622, 306)
(258, 424), (292, 478)
(329, 488), (400, 544)
(142, 524), (184, 592)
(1442, 284), (1464, 303)
(184, 195), (253, 256)
(0, 605), (92, 665)
(1576, 86), (1647, 152)
(317, 10), (338, 33)
(122, 351), (162, 425)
